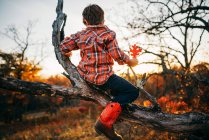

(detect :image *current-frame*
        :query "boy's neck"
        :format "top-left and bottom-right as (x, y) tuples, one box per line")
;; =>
(86, 24), (105, 28)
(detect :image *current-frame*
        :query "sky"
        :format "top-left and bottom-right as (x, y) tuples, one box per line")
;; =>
(0, 0), (132, 76)
(0, 0), (208, 77)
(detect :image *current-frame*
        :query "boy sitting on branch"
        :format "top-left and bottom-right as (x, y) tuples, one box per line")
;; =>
(59, 4), (139, 140)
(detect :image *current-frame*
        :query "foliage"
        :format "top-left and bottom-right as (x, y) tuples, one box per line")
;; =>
(140, 63), (209, 114)
(1, 99), (205, 140)
(40, 75), (72, 87)
(0, 51), (42, 80)
(0, 74), (75, 124)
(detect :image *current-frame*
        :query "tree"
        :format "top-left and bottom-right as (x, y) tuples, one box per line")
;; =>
(0, 22), (45, 122)
(124, 0), (209, 71)
(0, 21), (45, 80)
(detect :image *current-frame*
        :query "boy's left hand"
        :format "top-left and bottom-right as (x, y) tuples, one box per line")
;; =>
(127, 58), (138, 67)
(64, 52), (72, 57)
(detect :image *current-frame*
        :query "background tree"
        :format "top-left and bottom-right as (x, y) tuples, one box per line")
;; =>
(0, 22), (47, 123)
(116, 0), (209, 72)
(0, 21), (46, 80)
(0, 51), (41, 81)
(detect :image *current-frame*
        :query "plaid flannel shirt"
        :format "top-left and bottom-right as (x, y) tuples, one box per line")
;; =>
(59, 26), (130, 85)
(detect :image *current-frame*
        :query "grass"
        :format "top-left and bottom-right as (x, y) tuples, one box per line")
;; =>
(0, 100), (204, 140)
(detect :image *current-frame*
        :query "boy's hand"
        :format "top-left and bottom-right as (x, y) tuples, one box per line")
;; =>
(127, 58), (138, 67)
(63, 52), (72, 57)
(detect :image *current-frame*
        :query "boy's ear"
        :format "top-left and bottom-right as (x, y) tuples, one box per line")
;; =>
(83, 19), (89, 25)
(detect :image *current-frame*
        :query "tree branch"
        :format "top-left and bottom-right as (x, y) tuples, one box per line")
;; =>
(189, 29), (205, 64)
(0, 76), (209, 133)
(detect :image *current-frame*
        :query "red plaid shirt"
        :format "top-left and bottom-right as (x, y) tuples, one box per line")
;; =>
(59, 26), (130, 85)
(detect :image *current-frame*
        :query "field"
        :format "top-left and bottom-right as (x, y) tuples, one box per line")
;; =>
(0, 100), (199, 140)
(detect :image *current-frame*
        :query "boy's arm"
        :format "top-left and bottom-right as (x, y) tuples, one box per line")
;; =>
(106, 32), (133, 65)
(59, 34), (79, 54)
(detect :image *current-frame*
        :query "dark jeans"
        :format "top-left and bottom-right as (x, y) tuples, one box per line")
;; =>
(93, 74), (140, 106)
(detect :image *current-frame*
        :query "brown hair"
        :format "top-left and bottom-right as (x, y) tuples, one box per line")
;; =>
(82, 4), (104, 25)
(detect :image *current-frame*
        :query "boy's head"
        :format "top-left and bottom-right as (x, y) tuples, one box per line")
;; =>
(82, 4), (104, 25)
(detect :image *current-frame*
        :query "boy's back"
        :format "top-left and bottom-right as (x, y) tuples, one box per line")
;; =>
(60, 25), (130, 85)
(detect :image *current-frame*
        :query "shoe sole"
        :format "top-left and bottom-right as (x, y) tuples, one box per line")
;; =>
(95, 120), (123, 140)
(95, 126), (123, 140)
(94, 126), (103, 135)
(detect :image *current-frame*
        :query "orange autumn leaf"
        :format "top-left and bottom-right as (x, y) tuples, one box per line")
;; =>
(143, 100), (152, 107)
(130, 44), (142, 58)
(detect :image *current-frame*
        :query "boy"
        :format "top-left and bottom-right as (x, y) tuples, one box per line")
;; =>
(59, 4), (139, 140)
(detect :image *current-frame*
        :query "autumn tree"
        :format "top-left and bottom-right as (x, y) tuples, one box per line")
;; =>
(0, 51), (41, 81)
(0, 22), (47, 122)
(0, 21), (45, 81)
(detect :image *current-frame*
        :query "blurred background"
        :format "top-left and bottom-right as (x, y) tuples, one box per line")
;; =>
(0, 0), (209, 139)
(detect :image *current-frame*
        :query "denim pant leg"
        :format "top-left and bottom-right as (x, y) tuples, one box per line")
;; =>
(96, 74), (140, 106)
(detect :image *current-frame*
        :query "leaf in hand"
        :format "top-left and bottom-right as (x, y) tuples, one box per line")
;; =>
(130, 44), (142, 58)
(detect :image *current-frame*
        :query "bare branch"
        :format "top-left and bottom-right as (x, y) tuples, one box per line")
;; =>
(167, 29), (184, 48)
(189, 29), (205, 64)
(168, 53), (185, 68)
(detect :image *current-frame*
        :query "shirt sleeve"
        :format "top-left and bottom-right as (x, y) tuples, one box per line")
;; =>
(59, 33), (79, 53)
(106, 31), (130, 65)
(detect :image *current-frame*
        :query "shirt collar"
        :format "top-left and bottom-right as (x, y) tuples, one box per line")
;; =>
(86, 25), (107, 29)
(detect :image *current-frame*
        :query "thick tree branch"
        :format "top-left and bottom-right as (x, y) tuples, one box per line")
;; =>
(0, 77), (110, 106)
(0, 77), (209, 133)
